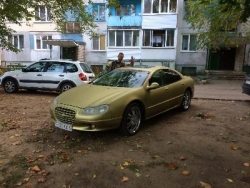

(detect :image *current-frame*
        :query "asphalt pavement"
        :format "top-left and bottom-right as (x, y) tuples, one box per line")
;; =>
(193, 79), (250, 101)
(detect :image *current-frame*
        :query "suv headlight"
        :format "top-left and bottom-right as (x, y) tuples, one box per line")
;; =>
(82, 105), (109, 115)
(51, 97), (58, 108)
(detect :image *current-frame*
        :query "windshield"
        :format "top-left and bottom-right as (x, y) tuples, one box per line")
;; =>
(92, 69), (149, 88)
(80, 63), (93, 73)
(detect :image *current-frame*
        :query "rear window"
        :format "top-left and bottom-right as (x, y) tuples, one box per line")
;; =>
(80, 63), (93, 73)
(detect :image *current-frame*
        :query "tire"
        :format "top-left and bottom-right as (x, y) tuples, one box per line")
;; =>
(60, 83), (74, 93)
(3, 79), (18, 93)
(180, 89), (191, 111)
(119, 103), (142, 136)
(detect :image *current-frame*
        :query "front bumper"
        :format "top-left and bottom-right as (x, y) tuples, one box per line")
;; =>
(50, 105), (122, 132)
(242, 83), (250, 95)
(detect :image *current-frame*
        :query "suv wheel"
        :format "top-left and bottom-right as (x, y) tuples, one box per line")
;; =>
(60, 83), (74, 93)
(3, 79), (18, 93)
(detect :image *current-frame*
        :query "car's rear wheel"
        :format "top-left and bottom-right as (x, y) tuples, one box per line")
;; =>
(3, 79), (18, 93)
(60, 83), (74, 93)
(181, 89), (191, 111)
(120, 103), (142, 136)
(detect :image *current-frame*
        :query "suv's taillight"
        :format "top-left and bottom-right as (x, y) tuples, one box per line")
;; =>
(79, 73), (87, 81)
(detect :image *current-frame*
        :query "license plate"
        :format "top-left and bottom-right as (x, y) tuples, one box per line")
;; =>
(55, 121), (72, 131)
(246, 80), (250, 85)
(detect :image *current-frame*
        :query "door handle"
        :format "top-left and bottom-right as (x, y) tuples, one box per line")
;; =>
(37, 74), (42, 76)
(59, 75), (64, 77)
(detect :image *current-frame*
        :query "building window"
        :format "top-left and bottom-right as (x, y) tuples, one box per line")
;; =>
(143, 29), (175, 47)
(182, 34), (197, 51)
(144, 0), (176, 13)
(35, 35), (52, 50)
(92, 3), (105, 21)
(35, 5), (51, 21)
(93, 35), (106, 51)
(116, 4), (136, 16)
(66, 22), (80, 33)
(108, 30), (139, 47)
(8, 35), (24, 49)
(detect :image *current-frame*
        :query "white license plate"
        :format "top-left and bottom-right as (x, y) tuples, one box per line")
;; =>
(55, 121), (72, 131)
(246, 80), (250, 85)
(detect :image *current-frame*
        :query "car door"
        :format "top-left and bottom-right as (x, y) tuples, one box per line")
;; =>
(42, 61), (66, 89)
(18, 61), (47, 88)
(162, 69), (184, 109)
(145, 70), (171, 118)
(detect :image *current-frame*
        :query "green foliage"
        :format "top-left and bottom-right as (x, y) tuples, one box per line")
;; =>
(185, 0), (250, 50)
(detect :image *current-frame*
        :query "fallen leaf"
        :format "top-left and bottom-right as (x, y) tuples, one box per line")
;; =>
(243, 162), (250, 167)
(23, 177), (29, 183)
(121, 176), (129, 182)
(200, 181), (212, 188)
(31, 165), (41, 172)
(227, 178), (233, 183)
(169, 163), (178, 170)
(135, 172), (141, 177)
(182, 171), (190, 176)
(231, 145), (238, 150)
(12, 141), (21, 145)
(179, 156), (186, 161)
(37, 177), (46, 183)
(92, 174), (97, 179)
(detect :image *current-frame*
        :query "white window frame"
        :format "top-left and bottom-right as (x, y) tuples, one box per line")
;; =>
(35, 35), (52, 50)
(142, 29), (175, 47)
(92, 35), (106, 51)
(144, 0), (177, 14)
(35, 5), (51, 22)
(108, 30), (140, 47)
(181, 34), (197, 52)
(92, 3), (106, 21)
(9, 35), (24, 50)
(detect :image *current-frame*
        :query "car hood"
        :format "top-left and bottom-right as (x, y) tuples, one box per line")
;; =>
(3, 70), (22, 76)
(58, 84), (134, 107)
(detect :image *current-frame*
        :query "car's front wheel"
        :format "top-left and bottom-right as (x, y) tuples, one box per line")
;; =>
(181, 89), (191, 111)
(60, 83), (74, 93)
(120, 103), (142, 136)
(3, 79), (18, 93)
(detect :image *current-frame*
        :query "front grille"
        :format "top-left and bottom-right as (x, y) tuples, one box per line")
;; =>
(55, 107), (76, 124)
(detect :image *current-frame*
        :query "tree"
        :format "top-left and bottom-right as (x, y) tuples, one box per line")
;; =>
(0, 0), (98, 52)
(185, 0), (250, 50)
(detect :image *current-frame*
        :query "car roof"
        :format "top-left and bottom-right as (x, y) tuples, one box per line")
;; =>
(119, 66), (174, 73)
(38, 59), (86, 64)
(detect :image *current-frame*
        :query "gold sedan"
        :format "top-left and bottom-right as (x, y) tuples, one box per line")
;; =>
(50, 66), (194, 136)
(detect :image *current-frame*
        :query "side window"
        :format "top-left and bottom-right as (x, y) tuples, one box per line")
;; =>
(25, 62), (46, 72)
(163, 69), (181, 84)
(149, 70), (165, 86)
(46, 62), (65, 73)
(65, 63), (78, 73)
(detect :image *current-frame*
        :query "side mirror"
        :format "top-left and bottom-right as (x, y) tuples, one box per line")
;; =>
(146, 82), (159, 90)
(22, 68), (27, 72)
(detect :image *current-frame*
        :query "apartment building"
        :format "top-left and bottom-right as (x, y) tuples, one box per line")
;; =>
(1, 0), (249, 74)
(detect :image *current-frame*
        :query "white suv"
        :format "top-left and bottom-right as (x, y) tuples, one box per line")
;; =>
(0, 59), (95, 93)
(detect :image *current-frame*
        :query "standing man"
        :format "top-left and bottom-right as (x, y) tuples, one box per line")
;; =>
(109, 52), (135, 71)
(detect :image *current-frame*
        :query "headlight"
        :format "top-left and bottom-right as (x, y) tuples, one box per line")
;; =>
(82, 105), (109, 115)
(51, 97), (58, 107)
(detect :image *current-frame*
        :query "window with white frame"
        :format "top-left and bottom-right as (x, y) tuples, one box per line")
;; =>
(35, 5), (51, 21)
(144, 0), (177, 13)
(108, 30), (139, 47)
(143, 29), (175, 47)
(66, 22), (80, 33)
(116, 4), (136, 16)
(35, 35), (52, 50)
(93, 35), (106, 51)
(181, 34), (197, 51)
(8, 35), (24, 49)
(92, 3), (105, 21)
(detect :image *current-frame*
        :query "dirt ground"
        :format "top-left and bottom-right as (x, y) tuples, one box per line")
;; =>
(0, 88), (250, 188)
